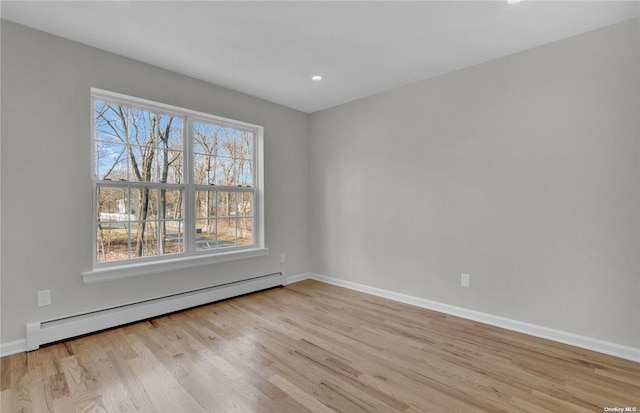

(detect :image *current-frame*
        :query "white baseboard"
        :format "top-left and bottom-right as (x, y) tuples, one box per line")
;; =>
(284, 272), (314, 285)
(300, 273), (640, 363)
(0, 339), (27, 357)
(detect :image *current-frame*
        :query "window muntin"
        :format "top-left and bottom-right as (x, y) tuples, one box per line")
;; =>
(92, 90), (260, 266)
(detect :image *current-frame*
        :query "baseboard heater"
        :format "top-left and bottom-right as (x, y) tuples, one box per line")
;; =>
(26, 272), (285, 351)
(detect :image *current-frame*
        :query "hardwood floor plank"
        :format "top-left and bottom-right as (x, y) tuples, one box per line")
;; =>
(1, 356), (12, 392)
(268, 373), (336, 413)
(0, 389), (13, 413)
(47, 372), (70, 400)
(105, 350), (156, 412)
(124, 338), (205, 412)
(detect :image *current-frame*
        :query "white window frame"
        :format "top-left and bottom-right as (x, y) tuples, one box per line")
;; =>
(82, 88), (267, 284)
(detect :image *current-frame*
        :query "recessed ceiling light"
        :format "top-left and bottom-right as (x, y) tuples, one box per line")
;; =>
(311, 75), (323, 81)
(507, 0), (522, 3)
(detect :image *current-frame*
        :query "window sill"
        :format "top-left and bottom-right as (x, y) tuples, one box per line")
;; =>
(81, 248), (269, 284)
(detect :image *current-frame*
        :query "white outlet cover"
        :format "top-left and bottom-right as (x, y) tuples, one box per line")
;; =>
(461, 273), (470, 287)
(37, 290), (51, 307)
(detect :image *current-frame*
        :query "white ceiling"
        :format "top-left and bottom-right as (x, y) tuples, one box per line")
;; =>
(2, 1), (638, 113)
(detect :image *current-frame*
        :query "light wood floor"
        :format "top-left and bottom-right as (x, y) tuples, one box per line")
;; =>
(1, 279), (638, 412)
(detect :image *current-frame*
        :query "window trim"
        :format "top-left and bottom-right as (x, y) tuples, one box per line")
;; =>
(86, 88), (266, 283)
(81, 248), (269, 284)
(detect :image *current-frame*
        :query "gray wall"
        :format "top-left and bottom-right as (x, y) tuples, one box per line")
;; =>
(2, 18), (639, 350)
(1, 21), (310, 344)
(309, 19), (640, 348)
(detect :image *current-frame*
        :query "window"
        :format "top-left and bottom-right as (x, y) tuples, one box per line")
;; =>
(88, 89), (265, 280)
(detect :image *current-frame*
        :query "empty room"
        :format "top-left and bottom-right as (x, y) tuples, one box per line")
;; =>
(1, 1), (639, 412)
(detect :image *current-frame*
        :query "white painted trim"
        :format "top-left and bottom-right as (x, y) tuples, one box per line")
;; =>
(308, 273), (640, 363)
(26, 272), (284, 351)
(92, 88), (264, 131)
(82, 247), (269, 284)
(284, 272), (313, 285)
(0, 340), (27, 358)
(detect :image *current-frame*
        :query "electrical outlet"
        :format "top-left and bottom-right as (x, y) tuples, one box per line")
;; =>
(461, 273), (470, 288)
(37, 290), (51, 307)
(280, 253), (286, 264)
